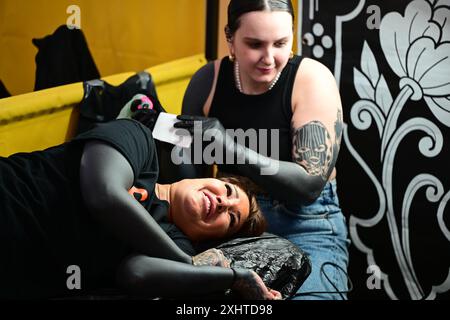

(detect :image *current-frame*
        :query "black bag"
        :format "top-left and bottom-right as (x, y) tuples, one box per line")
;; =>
(77, 71), (158, 135)
(217, 233), (311, 299)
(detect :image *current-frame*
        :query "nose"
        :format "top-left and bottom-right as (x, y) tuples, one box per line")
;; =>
(216, 195), (239, 213)
(309, 156), (320, 165)
(261, 48), (274, 66)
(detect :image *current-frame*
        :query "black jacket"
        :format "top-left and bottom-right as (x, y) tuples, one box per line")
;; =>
(33, 25), (100, 91)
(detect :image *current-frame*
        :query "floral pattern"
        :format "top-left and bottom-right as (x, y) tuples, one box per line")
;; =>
(345, 0), (450, 299)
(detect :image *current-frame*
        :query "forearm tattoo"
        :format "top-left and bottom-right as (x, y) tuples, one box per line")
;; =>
(292, 120), (335, 180)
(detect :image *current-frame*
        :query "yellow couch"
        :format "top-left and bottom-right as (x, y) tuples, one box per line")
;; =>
(0, 54), (206, 157)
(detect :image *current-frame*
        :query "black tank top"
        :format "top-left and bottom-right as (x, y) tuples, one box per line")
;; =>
(209, 55), (303, 162)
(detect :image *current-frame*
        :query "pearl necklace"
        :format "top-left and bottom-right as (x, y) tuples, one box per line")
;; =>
(234, 61), (281, 93)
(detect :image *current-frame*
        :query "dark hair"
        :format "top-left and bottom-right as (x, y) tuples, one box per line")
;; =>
(225, 0), (295, 41)
(217, 175), (266, 237)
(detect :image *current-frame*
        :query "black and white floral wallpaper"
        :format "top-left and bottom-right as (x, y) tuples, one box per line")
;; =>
(299, 0), (450, 299)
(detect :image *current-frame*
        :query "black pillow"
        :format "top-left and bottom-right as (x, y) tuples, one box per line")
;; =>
(217, 233), (311, 299)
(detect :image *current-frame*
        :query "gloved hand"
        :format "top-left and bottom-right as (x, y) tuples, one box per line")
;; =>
(132, 109), (159, 131)
(121, 94), (166, 132)
(173, 115), (223, 135)
(117, 94), (154, 119)
(174, 115), (274, 175)
(173, 115), (234, 158)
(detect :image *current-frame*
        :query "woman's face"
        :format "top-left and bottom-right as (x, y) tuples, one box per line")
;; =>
(169, 178), (250, 241)
(229, 10), (294, 92)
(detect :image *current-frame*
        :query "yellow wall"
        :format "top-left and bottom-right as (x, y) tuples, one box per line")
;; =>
(0, 0), (205, 95)
(0, 54), (206, 156)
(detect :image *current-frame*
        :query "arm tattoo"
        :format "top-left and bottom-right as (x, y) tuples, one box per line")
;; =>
(292, 120), (334, 180)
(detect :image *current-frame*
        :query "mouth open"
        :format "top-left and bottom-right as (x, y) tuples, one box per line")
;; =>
(202, 191), (217, 221)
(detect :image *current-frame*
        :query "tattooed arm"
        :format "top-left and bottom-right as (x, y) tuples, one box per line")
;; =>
(174, 59), (342, 203)
(220, 59), (343, 203)
(117, 254), (280, 299)
(289, 58), (343, 192)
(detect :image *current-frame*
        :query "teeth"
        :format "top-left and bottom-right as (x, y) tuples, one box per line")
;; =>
(205, 194), (211, 216)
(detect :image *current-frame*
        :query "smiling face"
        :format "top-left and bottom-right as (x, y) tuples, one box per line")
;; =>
(169, 178), (250, 242)
(228, 10), (294, 92)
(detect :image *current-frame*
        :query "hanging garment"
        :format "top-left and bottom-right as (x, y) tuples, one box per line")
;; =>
(0, 80), (10, 98)
(33, 25), (100, 91)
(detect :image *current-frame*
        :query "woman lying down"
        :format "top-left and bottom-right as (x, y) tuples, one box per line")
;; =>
(0, 119), (280, 300)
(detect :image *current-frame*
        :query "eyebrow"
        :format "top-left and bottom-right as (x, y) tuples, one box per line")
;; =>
(233, 184), (242, 226)
(233, 184), (240, 199)
(243, 36), (290, 43)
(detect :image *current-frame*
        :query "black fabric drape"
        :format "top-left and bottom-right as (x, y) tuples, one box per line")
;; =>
(33, 25), (100, 91)
(301, 0), (450, 300)
(0, 80), (10, 99)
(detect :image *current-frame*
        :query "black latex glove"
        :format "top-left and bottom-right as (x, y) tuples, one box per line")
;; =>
(174, 115), (276, 175)
(133, 108), (159, 131)
(132, 94), (166, 131)
(174, 115), (234, 155)
(173, 115), (325, 203)
(131, 102), (203, 183)
(174, 115), (224, 135)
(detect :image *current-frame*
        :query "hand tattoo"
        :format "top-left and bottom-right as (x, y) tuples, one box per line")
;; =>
(232, 270), (279, 300)
(192, 248), (231, 267)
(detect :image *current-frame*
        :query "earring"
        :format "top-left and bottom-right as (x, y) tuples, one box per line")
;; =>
(229, 54), (235, 62)
(289, 51), (294, 59)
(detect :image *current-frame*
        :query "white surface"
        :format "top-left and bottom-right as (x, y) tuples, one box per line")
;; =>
(152, 113), (192, 148)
